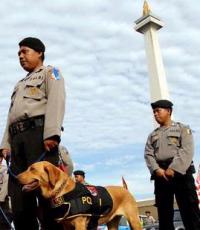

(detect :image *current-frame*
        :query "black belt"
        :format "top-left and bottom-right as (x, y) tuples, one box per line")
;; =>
(157, 158), (173, 170)
(9, 115), (44, 137)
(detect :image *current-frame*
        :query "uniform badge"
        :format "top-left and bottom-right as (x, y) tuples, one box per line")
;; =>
(30, 87), (38, 96)
(169, 137), (178, 145)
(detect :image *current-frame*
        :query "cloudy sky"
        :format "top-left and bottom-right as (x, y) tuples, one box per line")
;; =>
(0, 0), (200, 200)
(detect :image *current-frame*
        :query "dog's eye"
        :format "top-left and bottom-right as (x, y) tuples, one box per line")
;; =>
(29, 167), (36, 172)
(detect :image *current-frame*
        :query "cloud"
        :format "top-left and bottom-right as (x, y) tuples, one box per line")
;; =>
(0, 0), (200, 199)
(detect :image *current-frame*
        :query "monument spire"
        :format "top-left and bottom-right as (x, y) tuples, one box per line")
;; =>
(143, 0), (151, 16)
(135, 1), (170, 102)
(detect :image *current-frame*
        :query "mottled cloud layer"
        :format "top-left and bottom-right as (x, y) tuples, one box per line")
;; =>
(0, 0), (199, 199)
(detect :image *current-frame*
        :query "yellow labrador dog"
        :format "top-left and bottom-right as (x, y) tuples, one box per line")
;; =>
(17, 161), (142, 230)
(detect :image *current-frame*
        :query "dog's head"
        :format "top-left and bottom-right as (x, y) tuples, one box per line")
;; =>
(17, 161), (68, 198)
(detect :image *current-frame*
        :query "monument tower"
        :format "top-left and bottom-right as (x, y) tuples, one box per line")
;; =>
(135, 0), (170, 102)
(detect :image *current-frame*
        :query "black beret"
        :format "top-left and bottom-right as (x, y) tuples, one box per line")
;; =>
(19, 37), (45, 52)
(151, 99), (173, 109)
(73, 170), (85, 177)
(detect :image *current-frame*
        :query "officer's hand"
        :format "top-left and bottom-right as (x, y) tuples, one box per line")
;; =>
(165, 168), (174, 178)
(0, 149), (11, 163)
(44, 140), (58, 152)
(155, 168), (168, 181)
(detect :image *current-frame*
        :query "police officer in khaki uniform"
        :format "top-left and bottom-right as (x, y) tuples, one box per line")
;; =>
(144, 99), (200, 230)
(0, 37), (65, 230)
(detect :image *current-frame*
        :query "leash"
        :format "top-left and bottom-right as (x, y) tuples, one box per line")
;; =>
(6, 151), (47, 179)
(0, 205), (14, 230)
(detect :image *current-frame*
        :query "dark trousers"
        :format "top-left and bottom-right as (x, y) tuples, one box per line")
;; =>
(8, 126), (63, 230)
(155, 174), (200, 230)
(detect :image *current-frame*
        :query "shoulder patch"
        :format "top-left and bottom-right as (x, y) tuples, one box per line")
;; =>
(49, 66), (61, 80)
(177, 122), (192, 133)
(186, 128), (192, 135)
(181, 126), (192, 135)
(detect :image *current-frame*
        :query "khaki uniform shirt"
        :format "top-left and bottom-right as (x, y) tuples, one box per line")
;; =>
(144, 121), (194, 175)
(0, 65), (66, 150)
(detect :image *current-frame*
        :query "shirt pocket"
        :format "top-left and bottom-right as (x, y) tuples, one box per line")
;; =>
(24, 79), (45, 100)
(167, 132), (181, 147)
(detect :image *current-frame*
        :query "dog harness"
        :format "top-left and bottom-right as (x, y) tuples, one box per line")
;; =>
(50, 182), (113, 222)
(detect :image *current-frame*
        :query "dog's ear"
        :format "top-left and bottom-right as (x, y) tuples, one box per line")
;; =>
(44, 164), (61, 188)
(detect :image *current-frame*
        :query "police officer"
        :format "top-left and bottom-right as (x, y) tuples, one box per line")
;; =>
(144, 99), (200, 230)
(0, 37), (65, 230)
(145, 211), (156, 224)
(73, 170), (89, 185)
